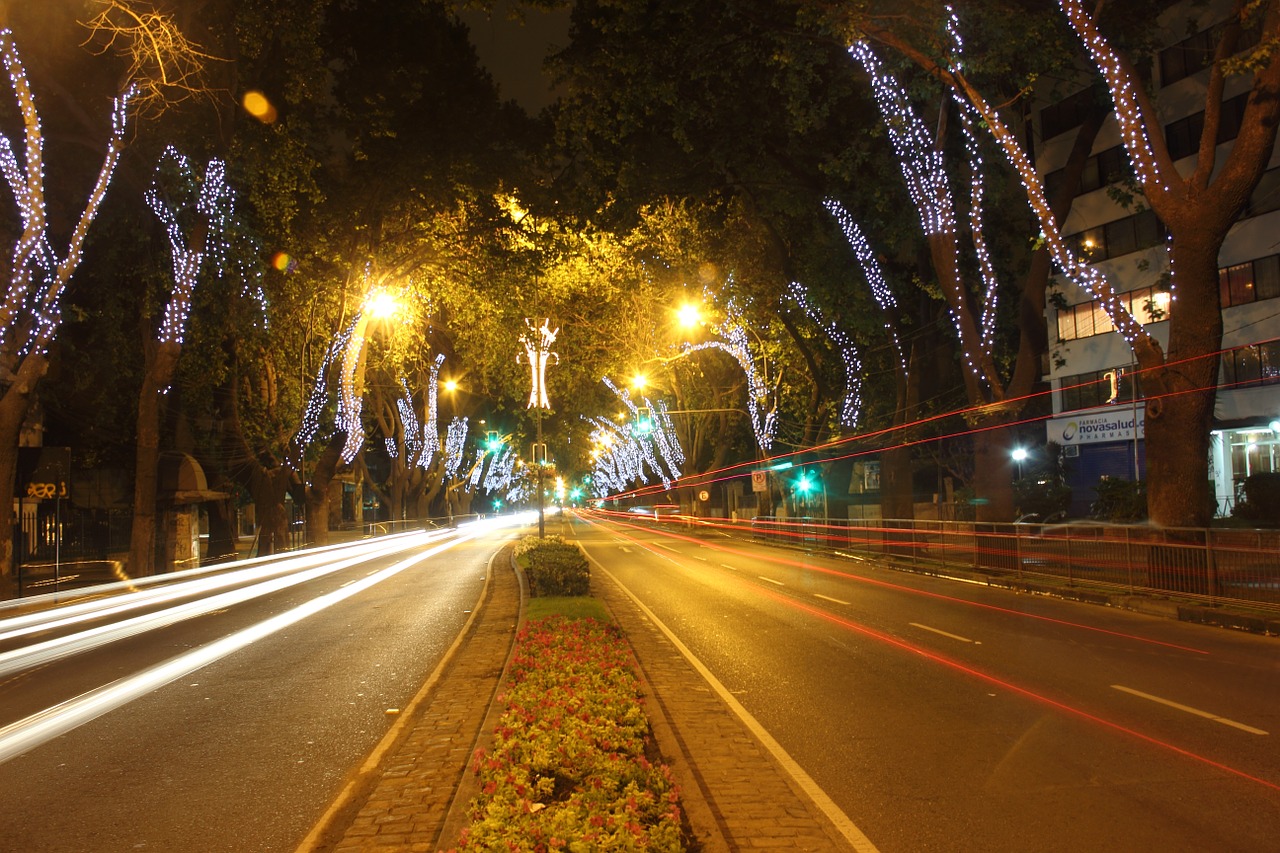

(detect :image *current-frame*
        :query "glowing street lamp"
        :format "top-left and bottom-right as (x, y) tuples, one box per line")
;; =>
(1012, 447), (1028, 480)
(676, 302), (702, 330)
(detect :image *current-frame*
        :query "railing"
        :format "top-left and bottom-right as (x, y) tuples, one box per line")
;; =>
(747, 516), (1280, 612)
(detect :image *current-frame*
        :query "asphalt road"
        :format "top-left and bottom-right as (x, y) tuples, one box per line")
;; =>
(0, 525), (516, 853)
(570, 512), (1280, 853)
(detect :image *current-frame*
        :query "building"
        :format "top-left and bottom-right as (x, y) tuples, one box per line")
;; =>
(1033, 0), (1280, 518)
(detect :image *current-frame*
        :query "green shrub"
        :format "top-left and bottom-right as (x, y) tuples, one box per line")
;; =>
(519, 536), (590, 597)
(1233, 472), (1280, 527)
(1090, 476), (1146, 522)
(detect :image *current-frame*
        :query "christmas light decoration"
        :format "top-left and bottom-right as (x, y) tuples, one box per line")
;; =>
(850, 40), (995, 388)
(145, 146), (238, 347)
(444, 416), (469, 481)
(520, 318), (559, 409)
(0, 29), (134, 357)
(822, 198), (908, 378)
(337, 313), (367, 463)
(421, 353), (446, 472)
(933, 7), (1152, 347)
(685, 282), (777, 450)
(786, 281), (862, 428)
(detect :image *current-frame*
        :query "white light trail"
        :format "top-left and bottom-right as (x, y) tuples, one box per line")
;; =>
(0, 529), (489, 765)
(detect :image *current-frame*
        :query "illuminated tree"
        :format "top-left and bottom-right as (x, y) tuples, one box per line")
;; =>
(127, 147), (246, 576)
(0, 11), (192, 595)
(859, 0), (1280, 527)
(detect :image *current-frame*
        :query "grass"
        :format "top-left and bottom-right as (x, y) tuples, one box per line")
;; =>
(525, 595), (612, 623)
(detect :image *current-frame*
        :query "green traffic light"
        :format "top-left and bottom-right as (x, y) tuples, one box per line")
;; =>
(796, 473), (813, 494)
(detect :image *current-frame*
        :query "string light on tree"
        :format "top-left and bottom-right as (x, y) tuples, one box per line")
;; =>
(684, 281), (778, 451)
(822, 198), (907, 378)
(786, 281), (863, 428)
(934, 6), (1153, 349)
(443, 416), (469, 481)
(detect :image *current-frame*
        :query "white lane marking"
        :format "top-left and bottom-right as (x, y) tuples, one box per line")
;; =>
(580, 548), (880, 853)
(814, 593), (850, 606)
(1111, 685), (1268, 735)
(654, 542), (680, 553)
(758, 576), (785, 586)
(720, 563), (738, 571)
(910, 622), (980, 645)
(620, 546), (633, 553)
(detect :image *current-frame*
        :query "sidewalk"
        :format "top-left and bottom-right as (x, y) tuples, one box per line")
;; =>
(303, 548), (863, 852)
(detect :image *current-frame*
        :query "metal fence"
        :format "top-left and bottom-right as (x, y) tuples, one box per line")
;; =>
(13, 507), (132, 596)
(748, 516), (1280, 612)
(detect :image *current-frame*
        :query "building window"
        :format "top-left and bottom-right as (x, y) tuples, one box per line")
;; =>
(1059, 366), (1143, 412)
(1221, 339), (1280, 389)
(1165, 92), (1250, 161)
(1245, 166), (1280, 217)
(1056, 285), (1170, 342)
(1159, 20), (1261, 88)
(1040, 86), (1100, 140)
(1220, 253), (1280, 309)
(1067, 208), (1165, 263)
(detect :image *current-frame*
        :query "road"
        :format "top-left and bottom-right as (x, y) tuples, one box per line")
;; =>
(0, 521), (520, 853)
(571, 511), (1280, 853)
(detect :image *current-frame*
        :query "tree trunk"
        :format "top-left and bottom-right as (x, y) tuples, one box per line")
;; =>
(304, 433), (345, 546)
(129, 342), (180, 576)
(971, 424), (1016, 523)
(1142, 233), (1223, 528)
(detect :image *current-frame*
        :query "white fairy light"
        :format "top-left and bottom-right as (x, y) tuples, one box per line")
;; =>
(786, 281), (863, 428)
(520, 318), (559, 410)
(686, 282), (777, 451)
(850, 40), (993, 385)
(444, 416), (469, 481)
(0, 29), (135, 357)
(823, 198), (908, 379)
(937, 6), (1152, 347)
(421, 353), (446, 471)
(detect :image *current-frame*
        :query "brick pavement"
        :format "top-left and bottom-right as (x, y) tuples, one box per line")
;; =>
(301, 542), (866, 852)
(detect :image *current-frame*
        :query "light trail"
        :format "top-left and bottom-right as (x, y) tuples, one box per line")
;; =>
(0, 531), (449, 644)
(582, 517), (1279, 793)
(583, 514), (1212, 656)
(0, 519), (531, 766)
(0, 535), (446, 678)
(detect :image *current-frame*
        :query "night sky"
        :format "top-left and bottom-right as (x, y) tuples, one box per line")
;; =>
(455, 2), (570, 112)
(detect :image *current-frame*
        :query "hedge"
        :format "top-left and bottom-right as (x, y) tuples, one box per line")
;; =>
(517, 535), (591, 597)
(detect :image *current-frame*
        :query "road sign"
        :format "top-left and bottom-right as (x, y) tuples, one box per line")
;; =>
(751, 471), (767, 493)
(698, 489), (710, 502)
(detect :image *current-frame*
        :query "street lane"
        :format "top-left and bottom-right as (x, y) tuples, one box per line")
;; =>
(0, 521), (523, 853)
(574, 512), (1280, 853)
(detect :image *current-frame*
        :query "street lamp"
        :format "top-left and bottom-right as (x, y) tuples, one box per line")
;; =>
(1012, 447), (1028, 480)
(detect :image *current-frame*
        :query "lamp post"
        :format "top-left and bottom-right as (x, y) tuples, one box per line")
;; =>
(520, 318), (558, 538)
(1012, 447), (1028, 481)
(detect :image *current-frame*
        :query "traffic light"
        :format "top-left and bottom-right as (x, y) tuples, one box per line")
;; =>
(635, 406), (653, 435)
(485, 430), (502, 451)
(795, 472), (815, 495)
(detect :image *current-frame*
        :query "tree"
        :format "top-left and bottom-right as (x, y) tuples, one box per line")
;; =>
(129, 147), (242, 576)
(0, 3), (208, 597)
(862, 0), (1280, 527)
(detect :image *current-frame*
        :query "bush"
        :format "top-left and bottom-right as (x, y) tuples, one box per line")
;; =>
(518, 535), (590, 597)
(1233, 472), (1280, 527)
(1090, 476), (1147, 522)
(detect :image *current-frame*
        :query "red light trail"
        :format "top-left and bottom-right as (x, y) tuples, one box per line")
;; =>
(578, 514), (1279, 794)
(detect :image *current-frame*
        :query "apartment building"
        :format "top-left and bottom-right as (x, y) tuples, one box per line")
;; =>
(1033, 1), (1280, 517)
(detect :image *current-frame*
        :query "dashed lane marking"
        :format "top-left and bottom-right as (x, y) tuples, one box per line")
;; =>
(814, 594), (850, 605)
(1112, 685), (1268, 735)
(758, 576), (785, 586)
(910, 622), (980, 644)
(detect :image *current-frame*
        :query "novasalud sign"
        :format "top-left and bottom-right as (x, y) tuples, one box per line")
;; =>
(1047, 406), (1145, 445)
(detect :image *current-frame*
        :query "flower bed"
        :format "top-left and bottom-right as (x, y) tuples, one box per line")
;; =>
(452, 615), (686, 851)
